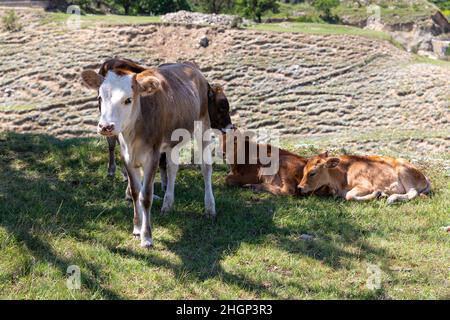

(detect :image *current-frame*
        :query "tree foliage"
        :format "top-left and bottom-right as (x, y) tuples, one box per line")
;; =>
(236, 0), (279, 23)
(48, 0), (191, 15)
(312, 0), (339, 21)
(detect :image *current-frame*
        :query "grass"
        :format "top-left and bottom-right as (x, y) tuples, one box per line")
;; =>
(0, 105), (37, 112)
(0, 131), (448, 299)
(41, 13), (161, 27)
(248, 22), (397, 43)
(261, 1), (436, 25)
(412, 55), (450, 68)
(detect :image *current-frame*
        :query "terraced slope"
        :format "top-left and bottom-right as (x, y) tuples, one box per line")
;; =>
(0, 9), (449, 161)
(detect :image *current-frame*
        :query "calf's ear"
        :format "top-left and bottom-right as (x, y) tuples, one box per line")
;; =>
(212, 84), (224, 94)
(81, 70), (104, 90)
(135, 72), (161, 96)
(319, 151), (329, 158)
(325, 157), (340, 168)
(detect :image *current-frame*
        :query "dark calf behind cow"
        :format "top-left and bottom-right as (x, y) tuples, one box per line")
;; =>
(223, 130), (330, 197)
(82, 59), (226, 247)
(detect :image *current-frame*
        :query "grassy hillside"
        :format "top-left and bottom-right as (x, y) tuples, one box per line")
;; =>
(263, 0), (438, 25)
(0, 132), (448, 299)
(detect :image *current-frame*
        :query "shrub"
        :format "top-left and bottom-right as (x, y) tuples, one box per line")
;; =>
(445, 45), (450, 57)
(236, 0), (279, 23)
(2, 10), (21, 32)
(312, 0), (340, 22)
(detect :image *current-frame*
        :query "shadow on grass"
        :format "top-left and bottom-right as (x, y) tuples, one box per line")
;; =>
(0, 132), (388, 299)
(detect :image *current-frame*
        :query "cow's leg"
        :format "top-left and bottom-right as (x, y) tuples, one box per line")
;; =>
(159, 152), (168, 192)
(387, 189), (419, 204)
(107, 136), (117, 177)
(139, 150), (160, 248)
(387, 167), (429, 204)
(125, 165), (143, 238)
(244, 183), (295, 196)
(161, 150), (178, 215)
(345, 187), (381, 201)
(197, 129), (216, 218)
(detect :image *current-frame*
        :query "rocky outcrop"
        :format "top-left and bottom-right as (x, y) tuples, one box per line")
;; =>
(365, 10), (450, 59)
(161, 10), (242, 28)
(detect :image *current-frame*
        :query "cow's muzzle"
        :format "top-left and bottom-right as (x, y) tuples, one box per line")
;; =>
(220, 124), (236, 133)
(98, 122), (115, 136)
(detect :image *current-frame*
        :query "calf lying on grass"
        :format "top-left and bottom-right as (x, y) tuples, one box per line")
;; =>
(298, 152), (431, 204)
(223, 130), (329, 196)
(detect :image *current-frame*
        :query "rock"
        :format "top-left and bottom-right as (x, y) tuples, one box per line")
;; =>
(299, 234), (315, 241)
(431, 38), (450, 59)
(199, 36), (209, 48)
(161, 10), (242, 28)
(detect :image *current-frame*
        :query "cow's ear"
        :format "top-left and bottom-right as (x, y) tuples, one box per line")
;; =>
(319, 151), (329, 158)
(324, 157), (340, 168)
(135, 72), (161, 96)
(81, 70), (104, 90)
(212, 84), (223, 94)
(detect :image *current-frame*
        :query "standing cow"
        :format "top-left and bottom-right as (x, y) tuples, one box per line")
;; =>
(81, 59), (223, 247)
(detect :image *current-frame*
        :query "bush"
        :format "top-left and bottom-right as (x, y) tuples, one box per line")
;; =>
(136, 0), (191, 15)
(236, 0), (279, 23)
(430, 1), (450, 11)
(445, 45), (450, 57)
(312, 0), (340, 22)
(2, 10), (21, 32)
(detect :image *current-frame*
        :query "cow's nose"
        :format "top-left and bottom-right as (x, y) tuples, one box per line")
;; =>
(98, 122), (115, 133)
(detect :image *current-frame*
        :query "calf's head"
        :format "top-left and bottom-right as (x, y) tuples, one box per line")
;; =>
(81, 68), (160, 136)
(298, 151), (340, 193)
(208, 84), (234, 132)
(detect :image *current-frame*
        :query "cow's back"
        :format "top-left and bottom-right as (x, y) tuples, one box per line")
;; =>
(137, 63), (210, 145)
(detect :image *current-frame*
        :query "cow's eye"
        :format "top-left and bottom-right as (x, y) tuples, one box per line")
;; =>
(309, 172), (316, 178)
(124, 98), (132, 105)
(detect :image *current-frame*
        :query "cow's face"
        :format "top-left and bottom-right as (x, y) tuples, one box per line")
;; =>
(298, 152), (340, 193)
(81, 69), (160, 136)
(208, 84), (234, 132)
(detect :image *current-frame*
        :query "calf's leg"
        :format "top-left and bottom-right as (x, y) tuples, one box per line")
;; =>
(138, 151), (160, 248)
(197, 130), (216, 218)
(345, 187), (381, 201)
(159, 152), (168, 192)
(125, 165), (144, 238)
(387, 166), (429, 204)
(387, 189), (419, 204)
(245, 183), (295, 196)
(161, 150), (178, 215)
(107, 136), (117, 177)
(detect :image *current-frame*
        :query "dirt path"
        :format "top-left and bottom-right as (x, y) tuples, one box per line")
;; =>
(0, 9), (449, 161)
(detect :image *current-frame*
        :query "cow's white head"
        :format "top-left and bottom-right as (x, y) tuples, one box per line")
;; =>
(81, 69), (161, 136)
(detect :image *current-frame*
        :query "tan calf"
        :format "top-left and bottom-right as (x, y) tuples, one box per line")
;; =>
(298, 152), (431, 204)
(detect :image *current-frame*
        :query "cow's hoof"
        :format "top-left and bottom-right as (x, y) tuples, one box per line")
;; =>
(153, 194), (161, 201)
(387, 195), (397, 205)
(140, 238), (153, 248)
(133, 226), (140, 238)
(244, 184), (261, 192)
(161, 206), (171, 215)
(107, 171), (115, 178)
(205, 208), (217, 220)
